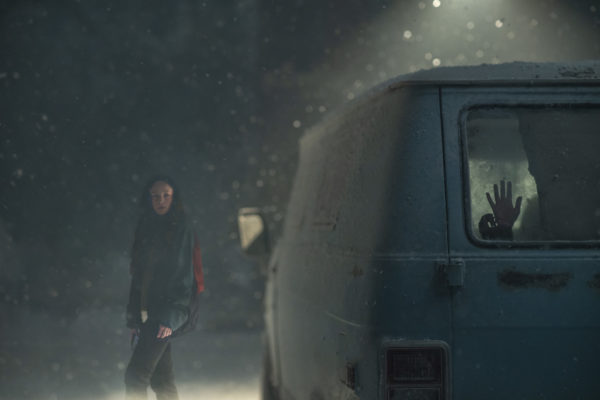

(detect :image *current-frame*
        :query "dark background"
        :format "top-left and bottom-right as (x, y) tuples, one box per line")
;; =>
(1, 0), (599, 399)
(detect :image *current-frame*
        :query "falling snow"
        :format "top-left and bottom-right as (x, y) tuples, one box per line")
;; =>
(1, 0), (600, 398)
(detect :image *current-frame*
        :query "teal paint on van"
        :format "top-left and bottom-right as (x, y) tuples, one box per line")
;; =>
(259, 62), (600, 400)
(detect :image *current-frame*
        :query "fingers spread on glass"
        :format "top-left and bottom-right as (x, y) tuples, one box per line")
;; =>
(485, 180), (522, 228)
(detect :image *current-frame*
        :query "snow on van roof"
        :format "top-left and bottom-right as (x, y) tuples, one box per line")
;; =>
(301, 61), (600, 145)
(385, 61), (600, 87)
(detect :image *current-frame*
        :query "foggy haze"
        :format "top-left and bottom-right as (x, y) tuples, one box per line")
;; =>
(1, 0), (599, 399)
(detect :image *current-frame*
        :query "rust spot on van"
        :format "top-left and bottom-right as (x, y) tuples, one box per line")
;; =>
(558, 66), (596, 78)
(587, 273), (600, 290)
(498, 269), (572, 292)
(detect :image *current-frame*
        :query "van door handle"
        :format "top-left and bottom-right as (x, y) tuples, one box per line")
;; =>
(443, 259), (465, 288)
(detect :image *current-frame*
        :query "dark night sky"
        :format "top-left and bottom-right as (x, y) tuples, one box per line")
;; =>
(0, 0), (599, 398)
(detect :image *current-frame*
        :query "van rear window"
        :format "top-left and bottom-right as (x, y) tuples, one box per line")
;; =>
(464, 106), (600, 243)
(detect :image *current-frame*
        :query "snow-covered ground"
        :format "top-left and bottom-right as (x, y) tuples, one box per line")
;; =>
(0, 308), (262, 400)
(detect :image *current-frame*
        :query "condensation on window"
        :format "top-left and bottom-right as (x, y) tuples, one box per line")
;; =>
(465, 106), (600, 243)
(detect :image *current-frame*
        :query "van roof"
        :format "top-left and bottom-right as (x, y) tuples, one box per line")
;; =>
(301, 61), (600, 143)
(385, 61), (600, 87)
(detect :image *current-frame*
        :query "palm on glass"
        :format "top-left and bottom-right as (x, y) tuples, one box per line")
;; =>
(485, 180), (522, 229)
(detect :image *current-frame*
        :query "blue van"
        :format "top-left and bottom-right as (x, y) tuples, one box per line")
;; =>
(239, 61), (600, 400)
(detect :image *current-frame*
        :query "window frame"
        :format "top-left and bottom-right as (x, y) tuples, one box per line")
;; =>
(460, 103), (600, 249)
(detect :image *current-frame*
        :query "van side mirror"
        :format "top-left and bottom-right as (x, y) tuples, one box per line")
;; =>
(237, 207), (270, 256)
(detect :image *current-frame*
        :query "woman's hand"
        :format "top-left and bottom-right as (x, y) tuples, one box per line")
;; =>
(157, 324), (172, 339)
(130, 328), (140, 348)
(485, 180), (522, 228)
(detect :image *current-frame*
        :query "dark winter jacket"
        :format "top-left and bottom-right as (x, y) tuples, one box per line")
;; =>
(126, 210), (195, 332)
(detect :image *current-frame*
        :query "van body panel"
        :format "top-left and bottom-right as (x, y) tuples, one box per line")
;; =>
(283, 86), (447, 255)
(453, 328), (600, 398)
(274, 87), (448, 399)
(441, 87), (600, 398)
(261, 63), (600, 400)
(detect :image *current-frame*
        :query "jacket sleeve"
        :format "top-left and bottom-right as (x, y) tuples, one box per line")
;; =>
(154, 225), (195, 331)
(126, 221), (144, 328)
(126, 274), (142, 328)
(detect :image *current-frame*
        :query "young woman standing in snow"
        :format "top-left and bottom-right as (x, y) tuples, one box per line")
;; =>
(124, 176), (195, 400)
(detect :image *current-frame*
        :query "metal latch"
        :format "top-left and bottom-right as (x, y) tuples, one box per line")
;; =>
(442, 259), (465, 288)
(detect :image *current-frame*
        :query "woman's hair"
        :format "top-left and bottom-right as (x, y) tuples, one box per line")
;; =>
(139, 175), (185, 218)
(131, 176), (186, 273)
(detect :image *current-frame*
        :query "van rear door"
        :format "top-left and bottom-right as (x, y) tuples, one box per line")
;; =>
(441, 86), (600, 399)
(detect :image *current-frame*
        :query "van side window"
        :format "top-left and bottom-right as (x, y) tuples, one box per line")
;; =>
(464, 106), (600, 243)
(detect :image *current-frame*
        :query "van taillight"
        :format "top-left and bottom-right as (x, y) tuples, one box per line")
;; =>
(386, 347), (448, 400)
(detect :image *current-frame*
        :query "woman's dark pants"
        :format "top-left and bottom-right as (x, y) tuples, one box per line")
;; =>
(125, 322), (179, 400)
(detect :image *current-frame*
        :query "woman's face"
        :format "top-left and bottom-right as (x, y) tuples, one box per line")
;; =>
(149, 181), (174, 215)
